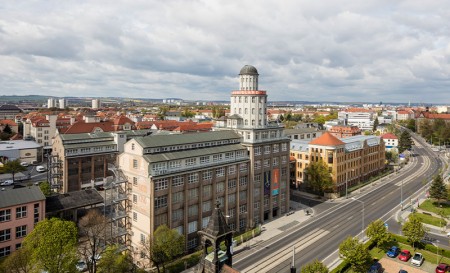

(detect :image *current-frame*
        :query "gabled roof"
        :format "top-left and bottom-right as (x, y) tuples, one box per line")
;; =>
(417, 112), (450, 120)
(201, 200), (233, 238)
(0, 119), (17, 126)
(381, 133), (398, 139)
(0, 105), (22, 112)
(309, 132), (345, 146)
(113, 115), (134, 126)
(0, 186), (45, 208)
(62, 120), (115, 134)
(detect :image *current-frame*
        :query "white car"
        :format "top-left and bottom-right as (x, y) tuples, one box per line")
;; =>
(411, 252), (424, 266)
(36, 166), (46, 172)
(20, 162), (29, 167)
(0, 180), (14, 186)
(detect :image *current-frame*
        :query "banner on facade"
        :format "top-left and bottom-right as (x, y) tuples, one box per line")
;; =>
(272, 168), (279, 195)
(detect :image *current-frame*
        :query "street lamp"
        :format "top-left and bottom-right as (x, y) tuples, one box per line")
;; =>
(400, 179), (403, 211)
(352, 197), (365, 239)
(345, 169), (354, 199)
(433, 240), (440, 265)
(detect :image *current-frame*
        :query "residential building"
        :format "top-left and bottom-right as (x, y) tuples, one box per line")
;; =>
(215, 65), (291, 224)
(381, 133), (398, 152)
(23, 114), (58, 152)
(338, 108), (375, 131)
(119, 131), (251, 256)
(92, 99), (101, 109)
(0, 120), (18, 135)
(59, 98), (66, 109)
(0, 105), (23, 121)
(416, 111), (450, 136)
(396, 110), (414, 121)
(329, 125), (361, 138)
(47, 98), (56, 108)
(0, 186), (46, 258)
(285, 127), (324, 141)
(290, 132), (385, 195)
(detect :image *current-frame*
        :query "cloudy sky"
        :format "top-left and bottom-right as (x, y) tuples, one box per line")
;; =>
(1, 1), (449, 103)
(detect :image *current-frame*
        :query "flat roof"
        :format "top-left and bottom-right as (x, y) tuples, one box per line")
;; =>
(0, 186), (46, 208)
(0, 140), (41, 150)
(45, 189), (104, 213)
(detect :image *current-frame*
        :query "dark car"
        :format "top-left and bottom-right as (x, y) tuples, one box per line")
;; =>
(436, 263), (450, 273)
(368, 262), (382, 273)
(399, 270), (408, 273)
(387, 246), (400, 258)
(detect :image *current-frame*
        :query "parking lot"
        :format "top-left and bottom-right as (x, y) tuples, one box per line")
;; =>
(380, 257), (435, 273)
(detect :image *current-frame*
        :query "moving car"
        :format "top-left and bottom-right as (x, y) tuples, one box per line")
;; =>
(387, 246), (400, 258)
(367, 262), (382, 273)
(411, 252), (424, 267)
(398, 250), (411, 261)
(0, 180), (14, 186)
(36, 165), (46, 172)
(20, 161), (29, 167)
(436, 263), (450, 273)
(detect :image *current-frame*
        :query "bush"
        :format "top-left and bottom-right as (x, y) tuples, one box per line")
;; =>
(330, 260), (350, 273)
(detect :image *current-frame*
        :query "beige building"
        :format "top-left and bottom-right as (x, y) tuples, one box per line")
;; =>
(290, 132), (385, 194)
(119, 131), (251, 255)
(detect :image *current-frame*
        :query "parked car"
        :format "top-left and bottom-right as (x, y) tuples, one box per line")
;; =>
(398, 250), (411, 261)
(411, 253), (424, 267)
(36, 165), (46, 172)
(75, 260), (87, 272)
(368, 262), (382, 273)
(399, 270), (408, 273)
(436, 263), (450, 273)
(387, 246), (400, 258)
(0, 180), (14, 186)
(20, 161), (29, 167)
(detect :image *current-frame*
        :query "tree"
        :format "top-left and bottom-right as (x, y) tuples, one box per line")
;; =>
(406, 119), (416, 132)
(385, 151), (398, 163)
(0, 248), (32, 273)
(366, 219), (391, 248)
(79, 210), (109, 273)
(96, 245), (133, 273)
(373, 117), (379, 132)
(339, 236), (371, 273)
(300, 259), (329, 273)
(2, 124), (12, 134)
(305, 160), (333, 193)
(398, 130), (412, 153)
(429, 174), (447, 206)
(23, 218), (78, 273)
(140, 225), (185, 273)
(402, 214), (427, 249)
(39, 181), (52, 196)
(3, 159), (26, 181)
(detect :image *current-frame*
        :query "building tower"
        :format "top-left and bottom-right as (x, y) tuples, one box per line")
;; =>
(59, 98), (66, 109)
(47, 98), (56, 108)
(215, 65), (290, 227)
(92, 98), (101, 109)
(197, 200), (234, 273)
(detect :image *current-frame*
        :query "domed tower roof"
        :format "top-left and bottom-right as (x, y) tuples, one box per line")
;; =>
(239, 65), (259, 75)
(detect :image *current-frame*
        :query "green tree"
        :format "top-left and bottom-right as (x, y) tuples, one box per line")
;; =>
(406, 119), (416, 132)
(313, 115), (326, 125)
(402, 214), (427, 249)
(141, 225), (185, 273)
(366, 219), (391, 248)
(418, 119), (433, 142)
(2, 124), (12, 134)
(23, 218), (78, 273)
(304, 160), (333, 193)
(39, 181), (52, 196)
(373, 117), (379, 132)
(398, 130), (412, 153)
(96, 245), (133, 273)
(0, 248), (32, 273)
(300, 259), (329, 273)
(429, 174), (447, 206)
(339, 236), (371, 273)
(3, 159), (26, 181)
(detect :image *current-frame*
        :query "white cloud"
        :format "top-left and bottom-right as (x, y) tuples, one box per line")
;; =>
(0, 0), (449, 103)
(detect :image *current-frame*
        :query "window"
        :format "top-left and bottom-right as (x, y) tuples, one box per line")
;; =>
(200, 156), (210, 164)
(0, 229), (11, 242)
(174, 225), (183, 235)
(239, 205), (247, 214)
(133, 212), (137, 221)
(254, 160), (261, 170)
(239, 191), (247, 201)
(228, 165), (236, 175)
(133, 159), (138, 169)
(228, 193), (236, 204)
(131, 143), (135, 150)
(216, 182), (225, 193)
(264, 145), (271, 154)
(140, 233), (145, 243)
(254, 147), (261, 156)
(216, 167), (225, 177)
(133, 177), (138, 186)
(172, 176), (184, 187)
(281, 143), (287, 151)
(154, 195), (168, 209)
(34, 203), (40, 224)
(16, 225), (27, 238)
(188, 188), (198, 200)
(169, 160), (181, 169)
(236, 150), (245, 158)
(187, 238), (198, 249)
(172, 192), (184, 204)
(133, 194), (138, 204)
(228, 179), (236, 189)
(282, 155), (287, 164)
(0, 209), (11, 222)
(240, 163), (247, 172)
(239, 218), (246, 230)
(188, 173), (199, 184)
(188, 221), (198, 234)
(202, 201), (212, 212)
(155, 178), (168, 191)
(264, 159), (270, 167)
(213, 154), (223, 162)
(0, 246), (10, 257)
(202, 217), (211, 229)
(16, 206), (27, 219)
(225, 152), (234, 160)
(273, 144), (279, 153)
(185, 158), (196, 166)
(188, 205), (198, 217)
(203, 185), (212, 196)
(254, 202), (260, 209)
(172, 209), (183, 221)
(155, 213), (168, 227)
(202, 170), (212, 181)
(239, 177), (248, 187)
(273, 157), (279, 166)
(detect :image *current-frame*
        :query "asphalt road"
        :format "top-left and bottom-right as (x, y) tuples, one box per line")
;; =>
(234, 133), (443, 273)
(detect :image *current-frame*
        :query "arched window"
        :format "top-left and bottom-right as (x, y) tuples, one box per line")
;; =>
(245, 108), (248, 114)
(245, 120), (248, 126)
(252, 120), (255, 126)
(239, 108), (242, 114)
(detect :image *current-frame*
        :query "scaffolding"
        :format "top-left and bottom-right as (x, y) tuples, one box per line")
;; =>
(103, 163), (129, 251)
(47, 154), (63, 190)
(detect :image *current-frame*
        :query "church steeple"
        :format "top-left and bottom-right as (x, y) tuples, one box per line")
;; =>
(197, 200), (234, 273)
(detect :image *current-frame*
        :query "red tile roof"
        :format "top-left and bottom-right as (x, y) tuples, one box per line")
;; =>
(0, 119), (17, 126)
(61, 121), (115, 134)
(381, 133), (398, 139)
(418, 112), (450, 120)
(309, 132), (345, 146)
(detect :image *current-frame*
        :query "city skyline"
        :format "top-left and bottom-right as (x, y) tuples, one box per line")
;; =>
(1, 1), (449, 104)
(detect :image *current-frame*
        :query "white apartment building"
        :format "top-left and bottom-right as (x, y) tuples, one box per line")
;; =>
(338, 109), (375, 130)
(23, 115), (58, 152)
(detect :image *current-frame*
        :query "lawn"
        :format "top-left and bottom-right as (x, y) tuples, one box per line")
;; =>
(419, 199), (450, 217)
(411, 212), (447, 227)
